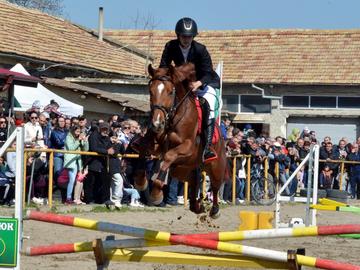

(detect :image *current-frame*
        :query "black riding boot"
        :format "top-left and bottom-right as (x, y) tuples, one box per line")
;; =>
(203, 118), (218, 163)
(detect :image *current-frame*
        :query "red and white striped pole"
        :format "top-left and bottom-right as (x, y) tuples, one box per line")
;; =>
(26, 211), (360, 270)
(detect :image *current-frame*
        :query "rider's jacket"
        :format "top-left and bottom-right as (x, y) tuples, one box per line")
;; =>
(159, 39), (220, 89)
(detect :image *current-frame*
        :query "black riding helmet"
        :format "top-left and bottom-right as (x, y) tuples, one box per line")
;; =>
(175, 17), (198, 37)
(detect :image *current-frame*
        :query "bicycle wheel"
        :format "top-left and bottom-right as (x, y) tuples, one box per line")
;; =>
(252, 178), (276, 206)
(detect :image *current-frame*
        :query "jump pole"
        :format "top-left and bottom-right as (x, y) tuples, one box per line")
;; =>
(105, 248), (289, 269)
(25, 211), (360, 269)
(310, 205), (360, 214)
(27, 243), (289, 269)
(26, 222), (360, 256)
(26, 238), (171, 256)
(26, 210), (360, 240)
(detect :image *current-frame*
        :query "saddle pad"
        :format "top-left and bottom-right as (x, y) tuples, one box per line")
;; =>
(195, 98), (220, 145)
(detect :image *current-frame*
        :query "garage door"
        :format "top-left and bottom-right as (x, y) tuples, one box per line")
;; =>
(287, 117), (359, 144)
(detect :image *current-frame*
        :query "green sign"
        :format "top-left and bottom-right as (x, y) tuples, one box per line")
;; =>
(0, 218), (18, 267)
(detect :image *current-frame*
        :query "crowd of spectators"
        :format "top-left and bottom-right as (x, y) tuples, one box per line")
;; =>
(0, 100), (359, 207)
(220, 117), (360, 202)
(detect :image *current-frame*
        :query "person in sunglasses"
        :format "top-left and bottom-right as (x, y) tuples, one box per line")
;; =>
(24, 112), (44, 148)
(0, 116), (7, 147)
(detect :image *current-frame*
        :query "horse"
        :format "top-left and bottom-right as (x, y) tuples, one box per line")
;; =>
(132, 63), (227, 218)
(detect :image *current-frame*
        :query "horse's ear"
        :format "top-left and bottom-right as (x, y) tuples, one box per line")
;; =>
(148, 64), (155, 77)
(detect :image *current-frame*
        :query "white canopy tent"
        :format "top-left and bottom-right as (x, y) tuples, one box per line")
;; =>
(10, 64), (83, 117)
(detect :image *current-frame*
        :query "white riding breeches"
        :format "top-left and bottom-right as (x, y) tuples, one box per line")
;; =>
(196, 85), (218, 119)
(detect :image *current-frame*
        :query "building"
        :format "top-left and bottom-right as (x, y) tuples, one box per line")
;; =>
(0, 1), (150, 118)
(105, 29), (360, 142)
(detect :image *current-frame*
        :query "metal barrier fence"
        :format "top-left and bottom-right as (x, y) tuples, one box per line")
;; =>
(5, 148), (360, 208)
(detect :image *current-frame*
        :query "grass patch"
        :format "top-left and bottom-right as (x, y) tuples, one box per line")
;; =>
(91, 205), (170, 213)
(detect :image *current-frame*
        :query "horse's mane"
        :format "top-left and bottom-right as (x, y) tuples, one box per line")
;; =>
(170, 63), (196, 84)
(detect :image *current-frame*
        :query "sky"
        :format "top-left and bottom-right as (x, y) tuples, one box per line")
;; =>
(62, 0), (360, 31)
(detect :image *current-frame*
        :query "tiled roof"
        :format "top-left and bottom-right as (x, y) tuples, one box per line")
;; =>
(43, 78), (149, 112)
(0, 1), (148, 77)
(104, 29), (360, 85)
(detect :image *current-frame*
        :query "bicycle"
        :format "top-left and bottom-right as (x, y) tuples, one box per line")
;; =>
(250, 163), (276, 205)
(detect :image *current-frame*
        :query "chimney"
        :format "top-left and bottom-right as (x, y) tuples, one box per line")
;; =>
(98, 7), (104, 41)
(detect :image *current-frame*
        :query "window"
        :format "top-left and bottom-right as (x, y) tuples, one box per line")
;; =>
(283, 95), (360, 109)
(282, 96), (309, 108)
(338, 97), (360, 109)
(222, 95), (238, 112)
(310, 96), (336, 108)
(241, 95), (271, 113)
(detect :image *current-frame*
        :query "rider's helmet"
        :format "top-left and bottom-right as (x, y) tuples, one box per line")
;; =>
(175, 17), (198, 37)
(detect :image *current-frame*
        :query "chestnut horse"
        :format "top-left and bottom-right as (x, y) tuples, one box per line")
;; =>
(134, 63), (227, 218)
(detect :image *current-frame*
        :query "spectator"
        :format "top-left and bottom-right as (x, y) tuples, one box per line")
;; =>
(300, 126), (310, 139)
(108, 131), (126, 209)
(71, 116), (79, 127)
(39, 112), (51, 147)
(296, 138), (307, 159)
(321, 136), (332, 148)
(287, 128), (300, 143)
(269, 143), (291, 195)
(220, 117), (231, 140)
(309, 130), (317, 141)
(0, 116), (7, 147)
(118, 121), (131, 149)
(64, 118), (71, 130)
(319, 142), (339, 189)
(336, 139), (349, 160)
(108, 114), (120, 126)
(128, 119), (140, 139)
(63, 125), (89, 205)
(78, 115), (88, 135)
(226, 125), (234, 141)
(110, 122), (121, 137)
(50, 116), (68, 182)
(49, 112), (59, 128)
(348, 143), (360, 199)
(84, 122), (114, 204)
(24, 112), (44, 148)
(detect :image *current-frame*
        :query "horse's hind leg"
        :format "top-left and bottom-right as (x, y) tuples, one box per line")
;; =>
(210, 185), (220, 219)
(189, 169), (205, 214)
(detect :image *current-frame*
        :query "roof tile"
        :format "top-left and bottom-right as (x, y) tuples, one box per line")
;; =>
(105, 29), (360, 84)
(0, 1), (148, 77)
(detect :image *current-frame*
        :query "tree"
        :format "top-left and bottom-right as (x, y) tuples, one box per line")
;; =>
(7, 0), (64, 16)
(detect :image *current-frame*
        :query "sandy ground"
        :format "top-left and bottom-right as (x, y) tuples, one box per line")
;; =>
(1, 200), (360, 270)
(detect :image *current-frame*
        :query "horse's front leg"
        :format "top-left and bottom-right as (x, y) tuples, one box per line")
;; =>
(149, 140), (193, 205)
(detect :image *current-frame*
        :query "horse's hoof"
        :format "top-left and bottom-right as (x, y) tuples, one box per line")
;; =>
(209, 206), (220, 219)
(199, 203), (205, 213)
(190, 202), (205, 214)
(134, 180), (148, 191)
(149, 191), (164, 206)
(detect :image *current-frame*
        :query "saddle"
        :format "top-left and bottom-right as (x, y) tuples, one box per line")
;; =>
(195, 97), (220, 144)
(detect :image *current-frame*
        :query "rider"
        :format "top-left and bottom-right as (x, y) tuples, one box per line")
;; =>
(159, 17), (220, 163)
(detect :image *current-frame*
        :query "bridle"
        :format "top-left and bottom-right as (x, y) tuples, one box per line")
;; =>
(149, 75), (194, 130)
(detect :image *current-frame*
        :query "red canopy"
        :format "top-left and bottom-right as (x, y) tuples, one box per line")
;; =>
(0, 68), (40, 89)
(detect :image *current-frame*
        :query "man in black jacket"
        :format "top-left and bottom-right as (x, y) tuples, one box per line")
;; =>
(84, 122), (118, 204)
(159, 17), (221, 164)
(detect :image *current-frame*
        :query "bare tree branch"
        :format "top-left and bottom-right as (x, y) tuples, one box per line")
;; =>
(6, 0), (64, 16)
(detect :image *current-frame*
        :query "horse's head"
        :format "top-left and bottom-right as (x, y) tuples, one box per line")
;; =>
(148, 63), (195, 134)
